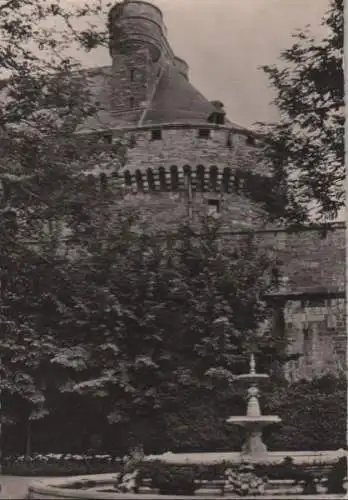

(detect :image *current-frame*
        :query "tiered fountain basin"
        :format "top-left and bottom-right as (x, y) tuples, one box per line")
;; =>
(26, 450), (348, 499)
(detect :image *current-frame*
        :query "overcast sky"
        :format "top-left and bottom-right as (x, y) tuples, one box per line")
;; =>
(73, 0), (330, 129)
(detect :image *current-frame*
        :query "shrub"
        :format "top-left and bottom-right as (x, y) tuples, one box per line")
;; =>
(262, 374), (346, 451)
(326, 457), (347, 494)
(146, 462), (198, 495)
(225, 464), (267, 496)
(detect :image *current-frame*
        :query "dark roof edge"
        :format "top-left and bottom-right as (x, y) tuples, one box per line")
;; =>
(264, 290), (345, 301)
(215, 221), (345, 235)
(75, 121), (257, 135)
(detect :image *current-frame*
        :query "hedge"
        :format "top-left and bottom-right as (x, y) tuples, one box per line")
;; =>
(2, 374), (346, 456)
(2, 453), (122, 476)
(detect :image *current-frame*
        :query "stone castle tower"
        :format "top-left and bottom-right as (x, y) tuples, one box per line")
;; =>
(79, 0), (269, 231)
(77, 0), (345, 380)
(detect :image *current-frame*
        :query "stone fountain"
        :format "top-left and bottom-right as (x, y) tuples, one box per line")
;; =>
(26, 353), (347, 499)
(227, 354), (281, 457)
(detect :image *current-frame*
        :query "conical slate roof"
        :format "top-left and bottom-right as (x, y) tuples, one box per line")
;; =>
(142, 63), (241, 128)
(77, 63), (246, 132)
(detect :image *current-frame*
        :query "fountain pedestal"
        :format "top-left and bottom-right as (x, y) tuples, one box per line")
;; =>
(227, 355), (281, 457)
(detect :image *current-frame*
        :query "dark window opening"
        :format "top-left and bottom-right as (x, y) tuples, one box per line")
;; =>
(129, 96), (135, 107)
(135, 170), (144, 191)
(101, 133), (113, 144)
(129, 135), (136, 148)
(130, 69), (136, 81)
(208, 111), (225, 125)
(198, 128), (210, 139)
(303, 327), (311, 359)
(234, 174), (241, 193)
(124, 171), (132, 186)
(227, 133), (234, 148)
(207, 198), (220, 215)
(170, 166), (179, 190)
(100, 173), (107, 189)
(147, 169), (155, 190)
(151, 129), (162, 141)
(246, 135), (256, 146)
(196, 165), (205, 191)
(159, 167), (167, 190)
(222, 168), (231, 193)
(209, 166), (218, 191)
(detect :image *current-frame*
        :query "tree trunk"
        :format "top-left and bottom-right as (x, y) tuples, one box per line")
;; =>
(25, 419), (32, 457)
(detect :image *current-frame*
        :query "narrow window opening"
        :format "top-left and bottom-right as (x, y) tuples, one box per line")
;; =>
(234, 174), (241, 193)
(151, 129), (162, 141)
(130, 69), (136, 82)
(227, 132), (234, 148)
(129, 96), (135, 108)
(209, 166), (218, 191)
(147, 169), (155, 190)
(170, 166), (179, 190)
(124, 171), (132, 186)
(207, 198), (220, 215)
(198, 128), (210, 139)
(100, 173), (107, 189)
(159, 167), (167, 190)
(196, 165), (205, 191)
(222, 168), (230, 193)
(135, 170), (144, 191)
(303, 327), (311, 360)
(129, 135), (136, 148)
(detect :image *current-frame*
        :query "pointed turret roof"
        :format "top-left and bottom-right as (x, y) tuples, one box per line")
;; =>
(78, 63), (246, 133)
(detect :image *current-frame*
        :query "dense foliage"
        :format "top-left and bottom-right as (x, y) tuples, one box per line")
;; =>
(0, 0), (124, 434)
(263, 374), (347, 451)
(2, 373), (345, 457)
(257, 0), (344, 223)
(1, 216), (280, 452)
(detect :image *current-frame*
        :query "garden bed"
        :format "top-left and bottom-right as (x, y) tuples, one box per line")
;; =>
(2, 453), (122, 476)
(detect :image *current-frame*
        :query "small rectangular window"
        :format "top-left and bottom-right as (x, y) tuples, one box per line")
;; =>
(246, 135), (256, 146)
(151, 129), (162, 141)
(216, 113), (225, 125)
(207, 198), (220, 215)
(101, 133), (113, 144)
(198, 128), (210, 139)
(130, 69), (135, 81)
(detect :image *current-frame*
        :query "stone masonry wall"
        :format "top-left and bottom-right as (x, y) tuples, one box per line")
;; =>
(121, 125), (262, 176)
(120, 190), (265, 230)
(283, 297), (346, 381)
(110, 49), (158, 112)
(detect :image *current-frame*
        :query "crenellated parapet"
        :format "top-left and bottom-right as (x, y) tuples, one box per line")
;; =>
(120, 164), (254, 194)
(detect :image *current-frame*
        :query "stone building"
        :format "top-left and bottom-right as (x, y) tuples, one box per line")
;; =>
(76, 0), (345, 380)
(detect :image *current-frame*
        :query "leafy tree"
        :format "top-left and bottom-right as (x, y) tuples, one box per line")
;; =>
(43, 218), (282, 451)
(0, 0), (124, 441)
(257, 0), (343, 224)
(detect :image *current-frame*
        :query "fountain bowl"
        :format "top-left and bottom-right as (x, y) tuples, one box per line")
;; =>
(26, 451), (348, 500)
(227, 415), (281, 428)
(236, 373), (269, 384)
